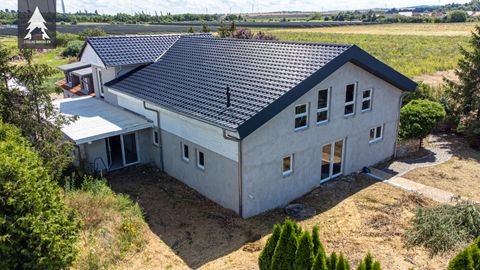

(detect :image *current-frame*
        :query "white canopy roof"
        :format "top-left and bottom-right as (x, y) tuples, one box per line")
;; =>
(55, 96), (153, 145)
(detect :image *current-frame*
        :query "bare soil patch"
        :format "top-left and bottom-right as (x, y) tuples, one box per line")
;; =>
(404, 135), (480, 202)
(413, 70), (458, 87)
(105, 167), (458, 269)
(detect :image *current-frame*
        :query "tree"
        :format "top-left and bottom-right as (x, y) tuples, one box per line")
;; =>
(447, 10), (468, 22)
(399, 99), (446, 146)
(312, 249), (329, 270)
(271, 220), (297, 270)
(336, 253), (350, 270)
(232, 28), (254, 39)
(78, 27), (106, 40)
(201, 23), (210, 33)
(187, 26), (194, 33)
(62, 40), (84, 57)
(328, 252), (338, 270)
(259, 224), (281, 270)
(0, 121), (78, 269)
(357, 253), (382, 270)
(295, 231), (315, 270)
(5, 49), (76, 180)
(312, 226), (325, 257)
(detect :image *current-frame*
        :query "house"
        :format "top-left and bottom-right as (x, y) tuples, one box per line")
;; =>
(56, 62), (95, 98)
(55, 34), (417, 218)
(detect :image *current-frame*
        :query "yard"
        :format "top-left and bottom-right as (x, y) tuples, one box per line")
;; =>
(404, 134), (480, 202)
(105, 167), (457, 270)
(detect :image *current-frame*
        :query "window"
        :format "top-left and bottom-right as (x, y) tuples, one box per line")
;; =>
(294, 103), (308, 130)
(317, 88), (330, 124)
(181, 143), (189, 162)
(152, 130), (159, 146)
(344, 83), (357, 116)
(369, 125), (383, 143)
(196, 150), (205, 170)
(97, 69), (104, 98)
(361, 89), (373, 112)
(282, 155), (293, 176)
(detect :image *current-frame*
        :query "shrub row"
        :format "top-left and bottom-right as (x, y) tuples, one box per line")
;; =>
(259, 219), (382, 270)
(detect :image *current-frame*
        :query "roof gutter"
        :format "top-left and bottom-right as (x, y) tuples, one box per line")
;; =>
(143, 101), (165, 170)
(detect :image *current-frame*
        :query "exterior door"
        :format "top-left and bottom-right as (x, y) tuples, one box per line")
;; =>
(320, 138), (345, 183)
(121, 132), (139, 166)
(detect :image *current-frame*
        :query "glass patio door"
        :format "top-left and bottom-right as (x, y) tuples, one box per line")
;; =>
(120, 132), (139, 166)
(320, 139), (345, 183)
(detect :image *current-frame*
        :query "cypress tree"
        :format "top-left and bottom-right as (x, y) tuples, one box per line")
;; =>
(371, 262), (381, 270)
(312, 226), (326, 258)
(336, 253), (350, 270)
(448, 248), (474, 270)
(312, 249), (328, 270)
(327, 252), (338, 270)
(271, 220), (298, 270)
(187, 26), (194, 33)
(357, 253), (381, 270)
(295, 231), (314, 270)
(258, 224), (281, 270)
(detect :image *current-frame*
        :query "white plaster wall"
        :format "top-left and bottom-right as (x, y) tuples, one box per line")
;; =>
(80, 44), (105, 68)
(241, 62), (403, 217)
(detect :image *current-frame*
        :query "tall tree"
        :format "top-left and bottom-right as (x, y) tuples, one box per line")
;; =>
(447, 25), (480, 120)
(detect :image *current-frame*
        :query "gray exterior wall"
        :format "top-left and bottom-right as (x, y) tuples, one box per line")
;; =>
(162, 130), (240, 213)
(241, 62), (404, 217)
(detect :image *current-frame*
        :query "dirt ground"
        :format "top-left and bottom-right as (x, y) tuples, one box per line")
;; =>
(105, 167), (458, 270)
(413, 70), (458, 87)
(404, 135), (480, 202)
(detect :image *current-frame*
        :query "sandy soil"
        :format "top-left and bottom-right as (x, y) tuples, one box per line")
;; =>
(404, 135), (480, 202)
(105, 167), (457, 270)
(413, 70), (458, 87)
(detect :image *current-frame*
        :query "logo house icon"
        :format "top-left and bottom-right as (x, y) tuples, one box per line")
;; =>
(24, 6), (50, 40)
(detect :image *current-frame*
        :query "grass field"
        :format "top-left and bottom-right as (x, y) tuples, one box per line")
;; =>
(255, 30), (468, 78)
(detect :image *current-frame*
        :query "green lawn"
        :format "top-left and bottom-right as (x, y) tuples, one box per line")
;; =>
(262, 31), (468, 78)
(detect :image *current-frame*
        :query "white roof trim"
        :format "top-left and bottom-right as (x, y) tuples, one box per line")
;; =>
(54, 96), (153, 145)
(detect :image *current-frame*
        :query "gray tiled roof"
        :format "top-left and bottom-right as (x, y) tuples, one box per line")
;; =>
(86, 33), (213, 66)
(106, 36), (352, 130)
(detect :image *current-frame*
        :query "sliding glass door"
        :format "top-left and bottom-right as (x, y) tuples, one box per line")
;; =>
(121, 133), (139, 166)
(320, 139), (345, 183)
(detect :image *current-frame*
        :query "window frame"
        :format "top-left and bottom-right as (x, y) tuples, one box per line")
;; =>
(294, 103), (309, 131)
(369, 125), (384, 143)
(282, 155), (294, 177)
(344, 83), (357, 117)
(152, 129), (159, 146)
(97, 69), (105, 98)
(181, 142), (189, 162)
(196, 149), (205, 170)
(316, 88), (330, 125)
(361, 88), (373, 112)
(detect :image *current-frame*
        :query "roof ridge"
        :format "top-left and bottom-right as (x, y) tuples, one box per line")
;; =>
(87, 33), (211, 40)
(179, 35), (353, 47)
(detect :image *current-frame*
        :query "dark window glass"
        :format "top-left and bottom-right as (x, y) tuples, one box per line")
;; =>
(283, 156), (291, 173)
(345, 84), (355, 102)
(363, 89), (371, 98)
(198, 151), (204, 166)
(317, 111), (328, 122)
(370, 129), (375, 141)
(362, 100), (371, 111)
(295, 116), (307, 129)
(376, 126), (382, 138)
(318, 89), (328, 109)
(183, 144), (189, 159)
(344, 104), (354, 115)
(295, 104), (307, 114)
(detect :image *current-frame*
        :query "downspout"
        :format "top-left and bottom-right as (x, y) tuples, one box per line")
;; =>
(223, 130), (243, 217)
(393, 92), (407, 158)
(143, 102), (164, 171)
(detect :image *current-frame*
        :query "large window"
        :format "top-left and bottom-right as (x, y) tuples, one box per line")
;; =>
(344, 83), (357, 117)
(181, 143), (189, 162)
(294, 103), (308, 130)
(196, 150), (205, 170)
(317, 88), (330, 124)
(369, 125), (383, 143)
(361, 89), (373, 112)
(282, 155), (293, 176)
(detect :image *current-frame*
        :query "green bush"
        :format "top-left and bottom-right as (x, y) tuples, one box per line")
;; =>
(408, 200), (480, 254)
(56, 32), (79, 47)
(400, 99), (446, 143)
(0, 121), (78, 269)
(62, 40), (85, 57)
(78, 27), (107, 41)
(458, 119), (480, 149)
(448, 237), (480, 270)
(258, 219), (382, 270)
(447, 10), (468, 22)
(357, 253), (382, 270)
(403, 83), (442, 105)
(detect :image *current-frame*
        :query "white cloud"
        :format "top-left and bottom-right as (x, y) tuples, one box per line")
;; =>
(0, 0), (472, 14)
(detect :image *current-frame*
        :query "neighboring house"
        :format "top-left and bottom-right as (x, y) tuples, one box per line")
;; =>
(55, 34), (417, 218)
(57, 62), (95, 98)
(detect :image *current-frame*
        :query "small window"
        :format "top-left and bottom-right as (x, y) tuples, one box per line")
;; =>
(153, 130), (159, 146)
(196, 150), (205, 170)
(282, 155), (293, 176)
(181, 143), (189, 162)
(361, 89), (373, 112)
(98, 69), (104, 98)
(294, 103), (308, 130)
(317, 88), (330, 124)
(344, 83), (356, 116)
(369, 125), (383, 143)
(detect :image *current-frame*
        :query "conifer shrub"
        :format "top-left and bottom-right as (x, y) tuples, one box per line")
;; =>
(271, 219), (298, 270)
(357, 253), (382, 270)
(259, 224), (282, 270)
(295, 231), (315, 270)
(448, 237), (480, 270)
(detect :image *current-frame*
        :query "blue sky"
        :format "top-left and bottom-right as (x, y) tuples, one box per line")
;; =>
(1, 0), (472, 15)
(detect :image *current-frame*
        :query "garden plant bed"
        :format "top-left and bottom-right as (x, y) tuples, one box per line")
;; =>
(105, 167), (458, 270)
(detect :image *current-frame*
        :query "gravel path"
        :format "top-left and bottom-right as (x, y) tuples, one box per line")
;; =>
(378, 134), (453, 177)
